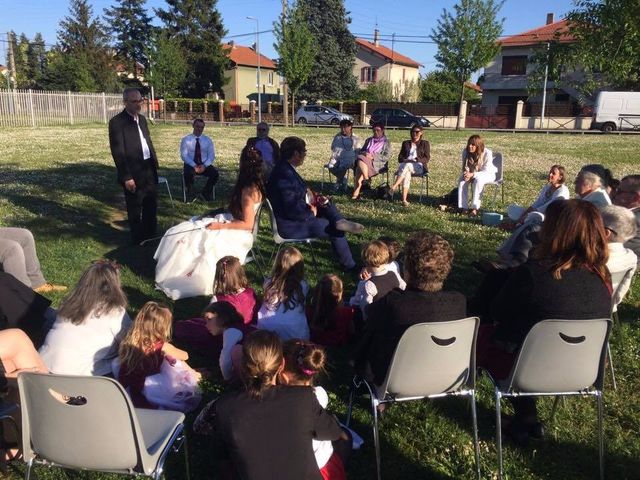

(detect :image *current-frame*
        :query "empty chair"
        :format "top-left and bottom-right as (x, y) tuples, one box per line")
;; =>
(18, 372), (188, 480)
(483, 152), (504, 203)
(488, 318), (611, 480)
(346, 317), (481, 480)
(157, 176), (174, 207)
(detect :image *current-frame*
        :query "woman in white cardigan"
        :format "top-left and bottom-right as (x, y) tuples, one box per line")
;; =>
(457, 134), (496, 215)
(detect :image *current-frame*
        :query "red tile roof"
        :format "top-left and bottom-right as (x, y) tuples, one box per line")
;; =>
(355, 38), (421, 68)
(224, 43), (277, 69)
(499, 19), (575, 47)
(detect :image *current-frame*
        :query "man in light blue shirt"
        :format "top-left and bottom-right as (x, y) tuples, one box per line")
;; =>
(180, 118), (218, 201)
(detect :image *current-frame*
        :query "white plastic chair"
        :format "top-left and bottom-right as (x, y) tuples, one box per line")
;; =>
(157, 176), (174, 207)
(606, 265), (636, 390)
(488, 318), (611, 480)
(321, 164), (351, 192)
(346, 317), (481, 480)
(18, 372), (189, 480)
(181, 172), (215, 203)
(485, 152), (504, 203)
(243, 202), (265, 277)
(264, 198), (318, 267)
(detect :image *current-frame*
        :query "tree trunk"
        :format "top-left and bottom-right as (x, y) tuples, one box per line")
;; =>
(456, 79), (466, 131)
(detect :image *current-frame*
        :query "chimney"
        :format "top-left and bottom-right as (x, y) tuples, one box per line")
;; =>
(229, 40), (235, 48)
(546, 13), (554, 25)
(374, 29), (380, 47)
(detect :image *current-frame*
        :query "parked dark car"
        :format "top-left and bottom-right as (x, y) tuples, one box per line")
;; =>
(369, 108), (430, 128)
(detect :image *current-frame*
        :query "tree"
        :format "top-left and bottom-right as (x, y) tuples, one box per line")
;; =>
(155, 0), (229, 97)
(430, 0), (503, 129)
(27, 33), (48, 89)
(55, 0), (118, 91)
(529, 0), (640, 97)
(103, 0), (154, 77)
(356, 80), (394, 102)
(295, 0), (358, 101)
(148, 32), (188, 97)
(420, 70), (481, 103)
(274, 2), (316, 120)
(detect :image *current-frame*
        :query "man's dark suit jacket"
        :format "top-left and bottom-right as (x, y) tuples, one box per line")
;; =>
(246, 136), (280, 164)
(108, 109), (159, 187)
(267, 160), (313, 224)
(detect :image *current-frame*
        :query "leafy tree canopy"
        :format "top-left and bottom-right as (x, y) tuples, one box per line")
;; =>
(430, 0), (503, 128)
(295, 0), (358, 101)
(155, 0), (229, 97)
(420, 70), (480, 103)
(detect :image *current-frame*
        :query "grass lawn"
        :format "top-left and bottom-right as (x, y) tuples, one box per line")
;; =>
(1, 123), (639, 479)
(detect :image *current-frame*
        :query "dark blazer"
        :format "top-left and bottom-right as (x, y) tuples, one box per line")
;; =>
(398, 139), (430, 168)
(246, 136), (280, 164)
(266, 160), (313, 223)
(108, 109), (159, 186)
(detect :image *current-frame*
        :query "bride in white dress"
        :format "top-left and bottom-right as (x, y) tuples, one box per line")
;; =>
(154, 146), (265, 300)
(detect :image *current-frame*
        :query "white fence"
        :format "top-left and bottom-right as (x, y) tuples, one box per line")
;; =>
(0, 89), (123, 127)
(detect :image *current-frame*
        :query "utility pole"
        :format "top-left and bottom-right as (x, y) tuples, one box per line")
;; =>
(7, 32), (18, 89)
(281, 0), (289, 126)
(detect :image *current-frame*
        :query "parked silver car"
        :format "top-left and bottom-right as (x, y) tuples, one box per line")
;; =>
(295, 105), (353, 125)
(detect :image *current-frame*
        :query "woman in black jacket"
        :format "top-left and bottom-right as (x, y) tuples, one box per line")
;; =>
(390, 126), (430, 206)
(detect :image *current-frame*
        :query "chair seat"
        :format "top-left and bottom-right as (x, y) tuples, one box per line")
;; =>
(135, 408), (185, 474)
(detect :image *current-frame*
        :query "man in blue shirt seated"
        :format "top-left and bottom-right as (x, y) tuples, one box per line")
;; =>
(180, 118), (219, 201)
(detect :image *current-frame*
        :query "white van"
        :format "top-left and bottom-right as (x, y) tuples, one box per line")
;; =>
(591, 91), (640, 132)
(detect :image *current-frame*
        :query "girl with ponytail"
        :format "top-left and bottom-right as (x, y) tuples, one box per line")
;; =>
(194, 330), (344, 480)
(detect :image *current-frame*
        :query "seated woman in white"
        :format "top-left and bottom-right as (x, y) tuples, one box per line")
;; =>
(39, 261), (131, 376)
(506, 164), (570, 226)
(457, 134), (496, 216)
(154, 145), (265, 300)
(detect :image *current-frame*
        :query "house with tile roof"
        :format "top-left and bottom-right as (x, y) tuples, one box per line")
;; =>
(353, 31), (421, 101)
(222, 42), (281, 105)
(479, 13), (585, 109)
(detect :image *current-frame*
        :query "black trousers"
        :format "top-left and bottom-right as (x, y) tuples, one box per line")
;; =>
(184, 164), (219, 198)
(124, 167), (157, 244)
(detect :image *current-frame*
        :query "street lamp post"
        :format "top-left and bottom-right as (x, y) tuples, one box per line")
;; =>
(246, 16), (262, 123)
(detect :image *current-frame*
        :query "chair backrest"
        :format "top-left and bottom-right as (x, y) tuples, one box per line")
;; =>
(492, 152), (504, 183)
(382, 317), (479, 400)
(610, 265), (636, 309)
(506, 318), (611, 394)
(264, 198), (285, 244)
(18, 372), (146, 472)
(251, 202), (264, 244)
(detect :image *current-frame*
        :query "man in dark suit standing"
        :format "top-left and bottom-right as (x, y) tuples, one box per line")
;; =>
(109, 88), (159, 245)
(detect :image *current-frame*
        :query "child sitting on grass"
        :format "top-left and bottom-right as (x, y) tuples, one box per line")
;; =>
(279, 339), (352, 480)
(308, 274), (355, 347)
(211, 256), (258, 324)
(257, 247), (310, 340)
(118, 302), (200, 409)
(203, 301), (255, 381)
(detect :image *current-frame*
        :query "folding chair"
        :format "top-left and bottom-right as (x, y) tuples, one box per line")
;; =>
(157, 176), (174, 208)
(346, 317), (481, 480)
(243, 202), (266, 277)
(484, 152), (504, 203)
(321, 165), (351, 192)
(181, 172), (215, 203)
(606, 265), (636, 390)
(390, 170), (430, 203)
(18, 372), (189, 480)
(487, 318), (611, 480)
(264, 198), (318, 267)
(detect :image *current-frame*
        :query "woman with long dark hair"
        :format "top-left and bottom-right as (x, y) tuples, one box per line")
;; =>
(154, 145), (265, 299)
(478, 199), (611, 443)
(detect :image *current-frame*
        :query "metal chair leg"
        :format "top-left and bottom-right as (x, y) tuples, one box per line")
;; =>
(550, 395), (561, 424)
(596, 391), (604, 480)
(372, 396), (382, 480)
(184, 431), (191, 480)
(607, 342), (617, 390)
(471, 391), (481, 480)
(346, 380), (357, 427)
(496, 390), (504, 480)
(24, 459), (33, 480)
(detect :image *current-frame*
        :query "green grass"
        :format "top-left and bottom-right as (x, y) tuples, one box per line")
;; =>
(1, 124), (639, 479)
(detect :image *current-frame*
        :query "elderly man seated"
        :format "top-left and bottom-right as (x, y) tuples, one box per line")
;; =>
(613, 174), (640, 262)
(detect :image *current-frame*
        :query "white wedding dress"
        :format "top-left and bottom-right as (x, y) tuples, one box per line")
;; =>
(154, 203), (260, 300)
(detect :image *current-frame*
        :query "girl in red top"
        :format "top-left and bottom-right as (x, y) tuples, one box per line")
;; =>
(308, 274), (354, 347)
(118, 302), (199, 408)
(211, 256), (258, 324)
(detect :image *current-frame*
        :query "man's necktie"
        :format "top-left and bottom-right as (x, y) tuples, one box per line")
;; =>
(194, 137), (202, 165)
